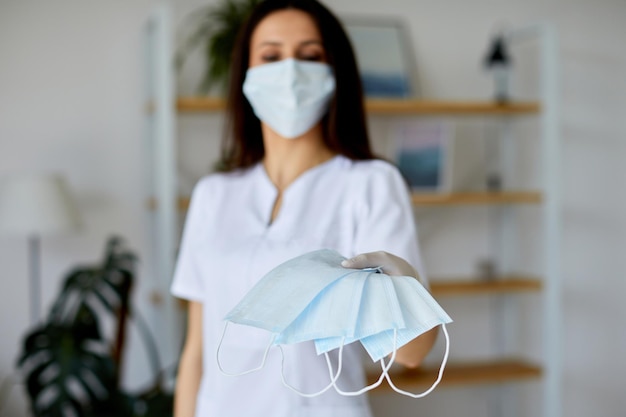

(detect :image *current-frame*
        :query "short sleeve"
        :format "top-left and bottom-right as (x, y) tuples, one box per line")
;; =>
(352, 161), (428, 284)
(170, 178), (212, 301)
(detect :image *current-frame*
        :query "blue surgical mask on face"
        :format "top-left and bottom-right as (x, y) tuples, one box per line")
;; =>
(242, 58), (336, 139)
(216, 249), (452, 398)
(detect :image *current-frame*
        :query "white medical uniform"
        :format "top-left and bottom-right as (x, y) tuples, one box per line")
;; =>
(171, 155), (426, 417)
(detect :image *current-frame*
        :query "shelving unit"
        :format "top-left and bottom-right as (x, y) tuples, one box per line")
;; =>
(145, 6), (560, 416)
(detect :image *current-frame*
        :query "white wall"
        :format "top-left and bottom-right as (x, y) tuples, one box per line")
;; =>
(0, 1), (156, 415)
(1, 0), (625, 416)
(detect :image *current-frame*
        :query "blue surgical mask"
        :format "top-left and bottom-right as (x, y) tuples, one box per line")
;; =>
(217, 249), (452, 398)
(242, 58), (336, 139)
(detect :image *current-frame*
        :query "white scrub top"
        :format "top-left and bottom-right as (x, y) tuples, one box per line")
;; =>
(171, 155), (426, 417)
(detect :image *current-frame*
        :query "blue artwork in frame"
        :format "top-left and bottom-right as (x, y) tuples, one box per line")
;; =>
(393, 120), (453, 192)
(343, 17), (417, 98)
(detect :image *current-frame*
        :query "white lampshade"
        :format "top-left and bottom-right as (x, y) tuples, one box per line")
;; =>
(0, 174), (81, 237)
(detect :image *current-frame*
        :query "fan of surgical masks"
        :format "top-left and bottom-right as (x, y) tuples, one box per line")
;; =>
(217, 249), (452, 398)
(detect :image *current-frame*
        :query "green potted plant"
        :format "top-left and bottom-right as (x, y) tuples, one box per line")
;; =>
(175, 0), (261, 95)
(17, 237), (173, 417)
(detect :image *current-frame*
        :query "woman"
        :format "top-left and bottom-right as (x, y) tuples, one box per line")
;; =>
(171, 1), (438, 416)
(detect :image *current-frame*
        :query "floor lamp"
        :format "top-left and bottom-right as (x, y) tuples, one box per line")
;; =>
(0, 174), (81, 325)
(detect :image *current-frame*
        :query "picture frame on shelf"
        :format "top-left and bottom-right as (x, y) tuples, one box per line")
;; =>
(393, 120), (453, 193)
(342, 16), (418, 98)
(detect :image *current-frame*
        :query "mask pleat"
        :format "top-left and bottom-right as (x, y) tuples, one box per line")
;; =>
(275, 270), (366, 345)
(224, 250), (349, 333)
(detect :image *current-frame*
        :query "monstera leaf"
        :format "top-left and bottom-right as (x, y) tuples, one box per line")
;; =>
(17, 237), (172, 417)
(49, 237), (134, 326)
(18, 306), (118, 417)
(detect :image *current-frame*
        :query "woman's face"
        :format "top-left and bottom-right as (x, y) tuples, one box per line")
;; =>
(249, 9), (327, 68)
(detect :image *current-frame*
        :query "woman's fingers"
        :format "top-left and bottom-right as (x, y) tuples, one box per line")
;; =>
(341, 251), (417, 278)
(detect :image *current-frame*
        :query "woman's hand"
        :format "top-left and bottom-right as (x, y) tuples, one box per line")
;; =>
(341, 251), (421, 282)
(341, 251), (437, 368)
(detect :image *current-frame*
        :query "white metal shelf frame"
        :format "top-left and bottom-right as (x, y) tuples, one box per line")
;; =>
(535, 23), (562, 417)
(486, 24), (561, 417)
(143, 0), (179, 365)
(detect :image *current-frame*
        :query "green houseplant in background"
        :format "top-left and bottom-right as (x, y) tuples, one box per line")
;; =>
(16, 237), (173, 417)
(176, 0), (261, 95)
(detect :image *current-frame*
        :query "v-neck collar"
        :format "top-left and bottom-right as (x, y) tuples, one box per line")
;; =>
(254, 155), (344, 228)
(257, 154), (342, 197)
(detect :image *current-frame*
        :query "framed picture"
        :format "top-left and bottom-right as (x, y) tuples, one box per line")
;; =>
(393, 120), (453, 193)
(342, 17), (418, 98)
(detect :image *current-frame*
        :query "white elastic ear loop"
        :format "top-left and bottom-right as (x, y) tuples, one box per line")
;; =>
(325, 329), (398, 396)
(216, 321), (276, 376)
(279, 337), (346, 397)
(382, 323), (450, 398)
(280, 268), (382, 397)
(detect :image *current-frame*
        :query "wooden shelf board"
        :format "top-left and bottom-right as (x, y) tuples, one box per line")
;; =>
(177, 97), (225, 112)
(175, 97), (540, 115)
(366, 99), (540, 115)
(146, 191), (542, 212)
(430, 278), (542, 296)
(367, 359), (542, 392)
(172, 280), (541, 310)
(411, 191), (542, 205)
(146, 197), (190, 212)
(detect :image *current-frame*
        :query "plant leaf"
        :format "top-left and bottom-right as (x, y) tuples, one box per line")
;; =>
(176, 0), (261, 94)
(49, 237), (134, 327)
(18, 307), (119, 417)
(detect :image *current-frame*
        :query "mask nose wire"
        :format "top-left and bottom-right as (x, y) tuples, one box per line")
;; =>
(279, 337), (346, 397)
(216, 321), (276, 376)
(383, 323), (450, 398)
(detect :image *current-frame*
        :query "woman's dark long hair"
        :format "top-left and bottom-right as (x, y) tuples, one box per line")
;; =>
(220, 0), (374, 170)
